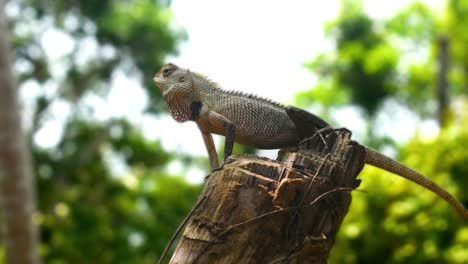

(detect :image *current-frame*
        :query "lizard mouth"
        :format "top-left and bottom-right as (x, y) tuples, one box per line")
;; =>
(153, 76), (166, 85)
(153, 77), (175, 97)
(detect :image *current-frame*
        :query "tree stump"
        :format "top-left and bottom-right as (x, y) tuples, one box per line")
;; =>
(169, 129), (365, 263)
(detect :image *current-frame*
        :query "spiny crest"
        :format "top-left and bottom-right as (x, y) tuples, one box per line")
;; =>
(225, 90), (284, 107)
(191, 71), (284, 108)
(191, 72), (221, 89)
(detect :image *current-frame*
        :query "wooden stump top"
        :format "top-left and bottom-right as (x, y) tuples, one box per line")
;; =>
(169, 130), (365, 264)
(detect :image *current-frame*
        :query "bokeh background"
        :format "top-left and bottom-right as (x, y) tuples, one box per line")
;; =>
(1, 0), (467, 263)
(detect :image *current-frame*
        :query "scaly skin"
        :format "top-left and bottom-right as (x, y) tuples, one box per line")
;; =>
(154, 63), (468, 219)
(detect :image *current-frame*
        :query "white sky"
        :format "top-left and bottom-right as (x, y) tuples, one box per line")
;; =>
(168, 0), (339, 103)
(24, 0), (443, 182)
(168, 0), (443, 101)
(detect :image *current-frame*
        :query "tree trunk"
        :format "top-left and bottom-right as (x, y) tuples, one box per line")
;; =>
(0, 2), (40, 263)
(169, 130), (365, 263)
(437, 35), (450, 127)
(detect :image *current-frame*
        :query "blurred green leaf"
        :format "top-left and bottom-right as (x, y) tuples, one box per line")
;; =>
(330, 102), (468, 264)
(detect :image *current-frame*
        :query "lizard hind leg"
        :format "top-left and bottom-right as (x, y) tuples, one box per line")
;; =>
(212, 122), (235, 172)
(285, 106), (351, 150)
(223, 122), (235, 162)
(285, 105), (331, 140)
(202, 111), (236, 171)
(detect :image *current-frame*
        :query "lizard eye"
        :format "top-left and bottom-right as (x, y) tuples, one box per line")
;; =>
(178, 76), (185, 82)
(163, 68), (171, 77)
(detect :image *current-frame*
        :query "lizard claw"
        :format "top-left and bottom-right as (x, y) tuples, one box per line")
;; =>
(212, 154), (232, 172)
(310, 127), (351, 151)
(212, 163), (225, 172)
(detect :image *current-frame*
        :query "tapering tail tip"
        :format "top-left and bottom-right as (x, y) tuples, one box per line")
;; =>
(462, 209), (468, 220)
(364, 147), (468, 220)
(451, 202), (468, 220)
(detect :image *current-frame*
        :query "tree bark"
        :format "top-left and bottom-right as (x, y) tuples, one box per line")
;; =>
(0, 2), (40, 263)
(169, 130), (365, 263)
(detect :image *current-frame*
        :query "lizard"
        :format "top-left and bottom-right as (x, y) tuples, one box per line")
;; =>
(153, 63), (468, 219)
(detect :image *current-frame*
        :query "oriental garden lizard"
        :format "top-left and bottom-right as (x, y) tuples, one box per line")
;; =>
(153, 63), (468, 219)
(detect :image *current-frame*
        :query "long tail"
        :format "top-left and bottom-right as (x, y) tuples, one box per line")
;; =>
(364, 147), (468, 219)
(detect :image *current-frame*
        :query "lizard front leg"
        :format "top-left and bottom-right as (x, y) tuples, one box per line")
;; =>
(205, 111), (235, 168)
(200, 131), (219, 170)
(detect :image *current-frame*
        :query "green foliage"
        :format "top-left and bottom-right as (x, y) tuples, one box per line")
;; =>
(330, 109), (468, 263)
(39, 172), (200, 263)
(33, 118), (201, 263)
(300, 0), (399, 115)
(385, 2), (440, 114)
(4, 0), (468, 262)
(301, 53), (351, 108)
(14, 0), (183, 109)
(95, 0), (185, 109)
(299, 1), (468, 262)
(109, 120), (171, 168)
(302, 0), (468, 119)
(404, 62), (436, 109)
(387, 2), (436, 41)
(3, 0), (196, 262)
(446, 0), (468, 94)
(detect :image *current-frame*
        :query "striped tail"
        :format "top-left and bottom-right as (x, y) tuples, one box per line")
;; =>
(364, 147), (468, 219)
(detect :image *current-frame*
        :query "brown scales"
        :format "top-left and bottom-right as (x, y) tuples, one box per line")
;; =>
(154, 63), (468, 219)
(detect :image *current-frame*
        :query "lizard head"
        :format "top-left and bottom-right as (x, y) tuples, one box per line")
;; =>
(153, 63), (193, 97)
(154, 63), (195, 122)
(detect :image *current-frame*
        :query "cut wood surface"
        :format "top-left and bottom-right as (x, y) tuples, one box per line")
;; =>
(169, 130), (365, 264)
